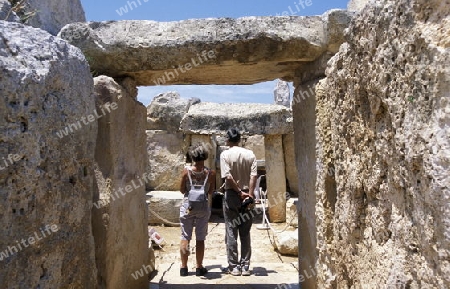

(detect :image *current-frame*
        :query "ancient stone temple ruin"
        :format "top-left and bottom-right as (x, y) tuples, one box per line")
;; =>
(0, 0), (449, 288)
(146, 92), (297, 223)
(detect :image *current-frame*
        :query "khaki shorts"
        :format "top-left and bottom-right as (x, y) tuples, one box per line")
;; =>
(179, 199), (211, 241)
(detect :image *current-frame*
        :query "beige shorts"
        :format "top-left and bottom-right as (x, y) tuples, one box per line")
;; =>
(179, 199), (211, 241)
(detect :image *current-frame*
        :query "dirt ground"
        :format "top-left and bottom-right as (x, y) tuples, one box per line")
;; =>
(148, 208), (300, 289)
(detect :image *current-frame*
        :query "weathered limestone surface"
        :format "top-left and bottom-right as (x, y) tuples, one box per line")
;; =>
(59, 12), (352, 85)
(315, 78), (338, 288)
(274, 80), (290, 107)
(274, 229), (299, 256)
(0, 21), (97, 288)
(24, 0), (86, 35)
(317, 0), (450, 287)
(180, 103), (293, 135)
(243, 135), (265, 160)
(146, 92), (192, 191)
(347, 0), (372, 12)
(147, 191), (183, 226)
(283, 133), (299, 196)
(287, 199), (299, 228)
(147, 92), (196, 132)
(0, 0), (19, 22)
(292, 79), (319, 289)
(265, 135), (287, 223)
(92, 76), (150, 289)
(146, 130), (186, 191)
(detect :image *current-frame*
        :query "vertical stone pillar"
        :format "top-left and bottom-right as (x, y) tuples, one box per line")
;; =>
(283, 133), (299, 197)
(0, 23), (98, 288)
(92, 76), (150, 289)
(293, 79), (319, 289)
(265, 134), (286, 222)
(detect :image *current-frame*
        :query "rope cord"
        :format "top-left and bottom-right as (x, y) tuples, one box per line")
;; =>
(258, 192), (298, 234)
(148, 209), (181, 227)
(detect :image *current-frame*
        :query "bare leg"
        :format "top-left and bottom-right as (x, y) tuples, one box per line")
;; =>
(196, 240), (205, 268)
(180, 240), (190, 268)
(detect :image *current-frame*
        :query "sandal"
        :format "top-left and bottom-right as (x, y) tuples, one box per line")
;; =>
(195, 267), (208, 276)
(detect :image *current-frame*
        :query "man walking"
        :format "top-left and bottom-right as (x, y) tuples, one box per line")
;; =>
(220, 128), (258, 276)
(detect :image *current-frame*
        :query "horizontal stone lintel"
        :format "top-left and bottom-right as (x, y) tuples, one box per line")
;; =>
(59, 11), (352, 85)
(180, 102), (293, 135)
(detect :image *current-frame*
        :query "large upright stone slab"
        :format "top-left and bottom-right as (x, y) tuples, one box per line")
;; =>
(145, 92), (194, 191)
(316, 0), (450, 287)
(92, 76), (150, 289)
(146, 130), (186, 191)
(283, 133), (299, 196)
(24, 0), (86, 35)
(265, 135), (287, 223)
(243, 135), (265, 160)
(292, 79), (319, 288)
(59, 12), (352, 85)
(0, 21), (97, 288)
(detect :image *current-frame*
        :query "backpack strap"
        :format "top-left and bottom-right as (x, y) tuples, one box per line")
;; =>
(187, 167), (194, 187)
(202, 170), (209, 187)
(186, 167), (209, 188)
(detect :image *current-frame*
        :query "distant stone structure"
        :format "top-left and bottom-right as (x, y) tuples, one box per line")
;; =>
(274, 79), (290, 107)
(145, 96), (298, 224)
(145, 92), (194, 191)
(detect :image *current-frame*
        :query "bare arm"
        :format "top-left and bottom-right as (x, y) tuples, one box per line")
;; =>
(225, 175), (241, 193)
(248, 175), (258, 199)
(207, 170), (216, 195)
(179, 168), (188, 194)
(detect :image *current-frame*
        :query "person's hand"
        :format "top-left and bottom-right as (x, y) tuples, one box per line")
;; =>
(241, 196), (255, 210)
(239, 191), (251, 200)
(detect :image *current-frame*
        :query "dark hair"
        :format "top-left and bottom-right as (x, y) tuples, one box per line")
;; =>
(187, 143), (209, 162)
(226, 128), (241, 143)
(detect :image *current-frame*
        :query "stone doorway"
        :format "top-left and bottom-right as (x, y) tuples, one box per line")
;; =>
(58, 11), (352, 289)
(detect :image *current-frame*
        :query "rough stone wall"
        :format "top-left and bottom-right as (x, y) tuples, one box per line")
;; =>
(315, 78), (338, 288)
(242, 135), (265, 160)
(92, 76), (150, 289)
(0, 21), (97, 288)
(317, 0), (450, 287)
(146, 92), (192, 191)
(146, 130), (186, 191)
(347, 0), (372, 12)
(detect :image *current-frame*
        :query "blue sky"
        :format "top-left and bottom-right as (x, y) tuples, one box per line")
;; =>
(80, 0), (349, 106)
